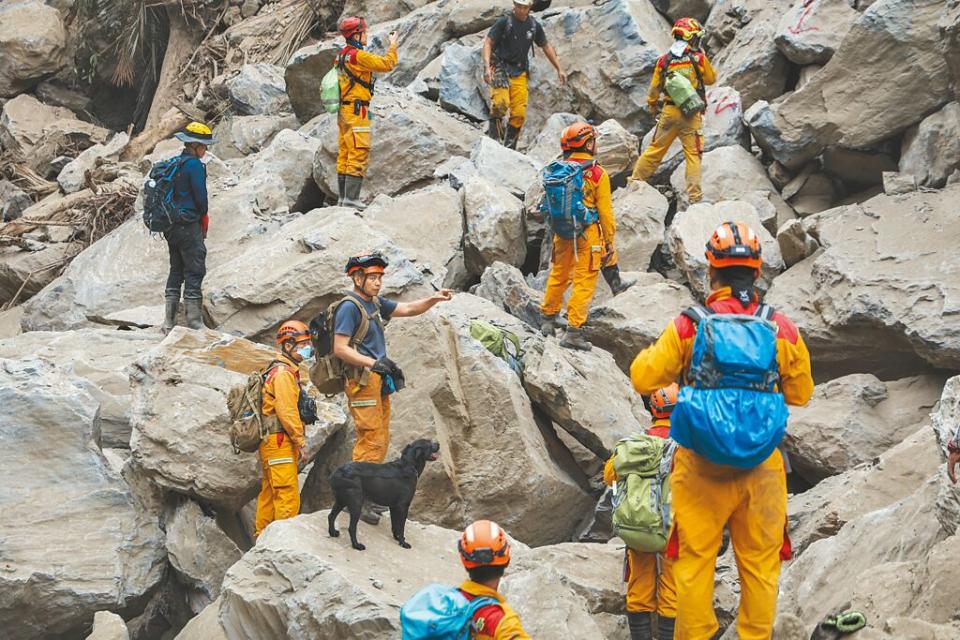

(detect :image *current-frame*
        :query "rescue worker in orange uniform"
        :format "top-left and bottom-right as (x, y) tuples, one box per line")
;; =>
(331, 252), (453, 522)
(254, 320), (313, 537)
(540, 123), (619, 351)
(630, 222), (814, 640)
(336, 17), (398, 209)
(603, 384), (679, 640)
(630, 17), (716, 204)
(458, 520), (531, 640)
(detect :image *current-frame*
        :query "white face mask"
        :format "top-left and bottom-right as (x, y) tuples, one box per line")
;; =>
(670, 40), (689, 57)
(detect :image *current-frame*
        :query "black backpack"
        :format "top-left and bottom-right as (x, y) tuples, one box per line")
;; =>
(142, 156), (188, 233)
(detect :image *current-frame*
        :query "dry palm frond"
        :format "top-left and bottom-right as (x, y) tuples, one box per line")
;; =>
(0, 153), (58, 201)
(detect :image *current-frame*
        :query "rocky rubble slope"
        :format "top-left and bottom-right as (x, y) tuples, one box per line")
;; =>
(1, 0), (960, 638)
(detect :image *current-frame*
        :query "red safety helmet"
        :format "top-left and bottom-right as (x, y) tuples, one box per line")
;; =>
(276, 320), (310, 347)
(339, 16), (367, 40)
(672, 17), (704, 42)
(705, 221), (763, 270)
(560, 122), (596, 153)
(345, 251), (388, 276)
(650, 383), (679, 419)
(459, 520), (511, 570)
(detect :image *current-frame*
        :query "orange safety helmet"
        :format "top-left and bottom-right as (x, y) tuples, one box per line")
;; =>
(705, 221), (762, 270)
(560, 122), (596, 154)
(345, 252), (388, 276)
(650, 383), (679, 419)
(339, 16), (367, 40)
(276, 320), (311, 347)
(672, 17), (704, 42)
(458, 520), (511, 569)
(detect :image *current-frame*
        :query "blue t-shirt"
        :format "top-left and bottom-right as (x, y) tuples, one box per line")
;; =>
(333, 293), (397, 360)
(172, 151), (208, 221)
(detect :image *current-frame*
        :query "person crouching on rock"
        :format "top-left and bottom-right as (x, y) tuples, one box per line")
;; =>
(540, 123), (626, 351)
(629, 17), (716, 205)
(604, 384), (680, 640)
(332, 252), (452, 524)
(482, 0), (565, 150)
(162, 121), (212, 333)
(335, 17), (398, 210)
(254, 321), (313, 538)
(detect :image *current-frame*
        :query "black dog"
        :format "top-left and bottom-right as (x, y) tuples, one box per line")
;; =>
(328, 439), (440, 551)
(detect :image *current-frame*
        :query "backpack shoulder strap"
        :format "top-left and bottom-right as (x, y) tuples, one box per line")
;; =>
(680, 305), (714, 325)
(340, 293), (375, 347)
(338, 46), (375, 93)
(686, 50), (707, 102)
(753, 304), (776, 322)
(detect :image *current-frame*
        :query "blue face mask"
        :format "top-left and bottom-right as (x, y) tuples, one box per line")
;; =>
(296, 345), (314, 360)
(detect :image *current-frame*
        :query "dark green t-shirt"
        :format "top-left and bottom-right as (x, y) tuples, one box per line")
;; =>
(488, 14), (547, 77)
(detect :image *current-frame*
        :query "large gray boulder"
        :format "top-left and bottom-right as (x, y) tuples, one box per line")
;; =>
(518, 0), (674, 147)
(899, 102), (960, 188)
(283, 43), (338, 123)
(312, 87), (478, 202)
(0, 328), (157, 448)
(650, 0), (713, 22)
(174, 599), (227, 640)
(303, 295), (594, 545)
(766, 185), (960, 376)
(469, 137), (539, 197)
(0, 358), (166, 640)
(667, 200), (785, 298)
(712, 17), (791, 108)
(211, 114), (299, 160)
(583, 272), (696, 373)
(129, 329), (346, 510)
(0, 94), (110, 169)
(774, 0), (858, 65)
(612, 181), (670, 272)
(639, 85), (749, 181)
(226, 64), (292, 116)
(784, 374), (945, 484)
(432, 37), (489, 122)
(748, 0), (954, 170)
(235, 128), (321, 213)
(523, 341), (650, 459)
(0, 0), (68, 97)
(57, 132), (130, 194)
(462, 175), (526, 277)
(473, 261), (545, 329)
(85, 611), (130, 640)
(670, 145), (791, 212)
(166, 499), (242, 614)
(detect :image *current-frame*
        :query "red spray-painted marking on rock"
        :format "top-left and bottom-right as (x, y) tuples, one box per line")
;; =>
(788, 0), (820, 35)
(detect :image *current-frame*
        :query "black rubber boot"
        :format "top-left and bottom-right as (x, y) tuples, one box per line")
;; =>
(360, 503), (381, 526)
(540, 313), (559, 337)
(336, 173), (347, 206)
(161, 294), (179, 334)
(184, 297), (204, 330)
(656, 616), (675, 640)
(342, 175), (366, 210)
(602, 264), (636, 295)
(560, 325), (592, 351)
(487, 118), (504, 142)
(503, 124), (521, 150)
(627, 612), (652, 640)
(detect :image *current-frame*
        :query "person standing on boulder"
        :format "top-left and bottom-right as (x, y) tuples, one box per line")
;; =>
(332, 252), (453, 522)
(603, 384), (679, 640)
(336, 17), (398, 209)
(629, 222), (813, 639)
(629, 17), (716, 205)
(540, 123), (621, 351)
(254, 320), (313, 538)
(162, 122), (213, 333)
(482, 0), (566, 150)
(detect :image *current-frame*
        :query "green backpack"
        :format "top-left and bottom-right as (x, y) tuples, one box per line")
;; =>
(469, 320), (524, 377)
(611, 434), (675, 553)
(661, 50), (706, 118)
(320, 66), (340, 114)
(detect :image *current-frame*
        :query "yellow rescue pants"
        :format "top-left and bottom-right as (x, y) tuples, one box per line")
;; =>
(336, 106), (372, 177)
(631, 105), (704, 203)
(540, 224), (603, 328)
(254, 432), (300, 537)
(626, 548), (677, 617)
(346, 372), (391, 463)
(490, 72), (529, 129)
(670, 447), (789, 640)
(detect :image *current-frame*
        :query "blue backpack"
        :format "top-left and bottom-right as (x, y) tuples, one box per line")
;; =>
(142, 156), (188, 233)
(400, 584), (499, 640)
(669, 304), (789, 469)
(539, 159), (600, 240)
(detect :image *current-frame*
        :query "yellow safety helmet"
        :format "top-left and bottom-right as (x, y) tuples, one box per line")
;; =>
(175, 121), (215, 145)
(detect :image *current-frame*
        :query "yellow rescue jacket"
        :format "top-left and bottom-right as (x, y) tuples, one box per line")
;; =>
(647, 48), (717, 110)
(338, 42), (399, 106)
(261, 354), (306, 452)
